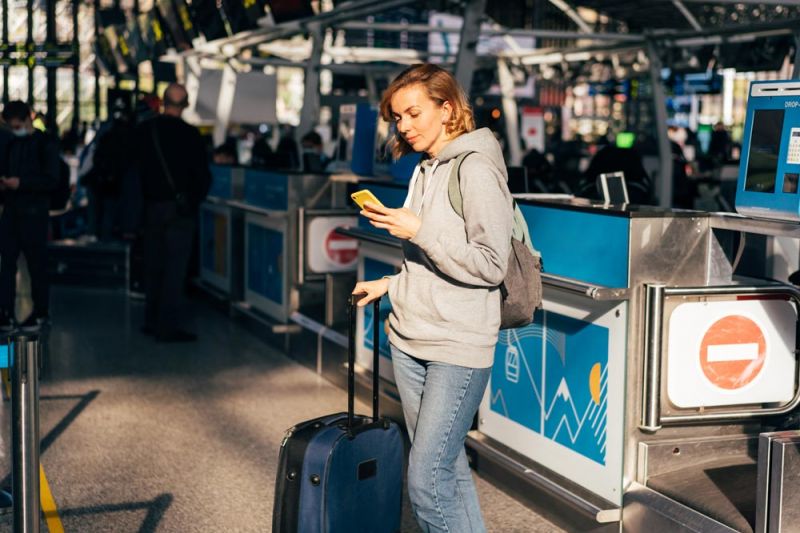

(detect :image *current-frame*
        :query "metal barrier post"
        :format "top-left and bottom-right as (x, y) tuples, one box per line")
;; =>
(640, 284), (665, 432)
(10, 333), (41, 533)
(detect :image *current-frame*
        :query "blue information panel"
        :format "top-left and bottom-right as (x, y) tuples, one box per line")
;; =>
(390, 153), (421, 182)
(208, 165), (233, 199)
(519, 204), (629, 288)
(244, 170), (289, 211)
(247, 223), (284, 305)
(352, 104), (378, 176)
(0, 344), (7, 369)
(491, 310), (609, 465)
(363, 257), (394, 360)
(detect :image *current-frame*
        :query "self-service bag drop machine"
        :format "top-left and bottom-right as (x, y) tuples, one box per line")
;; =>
(736, 80), (800, 220)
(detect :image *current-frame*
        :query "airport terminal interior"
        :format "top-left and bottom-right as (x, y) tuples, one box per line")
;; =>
(2, 0), (800, 532)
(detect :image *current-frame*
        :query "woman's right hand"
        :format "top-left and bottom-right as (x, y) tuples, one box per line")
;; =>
(352, 278), (390, 307)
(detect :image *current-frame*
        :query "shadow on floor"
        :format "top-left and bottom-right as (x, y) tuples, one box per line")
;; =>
(58, 493), (174, 533)
(0, 390), (100, 488)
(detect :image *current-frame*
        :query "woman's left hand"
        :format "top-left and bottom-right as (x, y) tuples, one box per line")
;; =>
(361, 202), (421, 240)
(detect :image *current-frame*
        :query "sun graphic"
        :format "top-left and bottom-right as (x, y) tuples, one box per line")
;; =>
(589, 362), (602, 405)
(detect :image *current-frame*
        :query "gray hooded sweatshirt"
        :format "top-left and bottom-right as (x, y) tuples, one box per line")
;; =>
(387, 128), (513, 368)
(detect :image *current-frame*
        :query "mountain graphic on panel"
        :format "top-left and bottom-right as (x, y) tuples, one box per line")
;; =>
(491, 310), (609, 465)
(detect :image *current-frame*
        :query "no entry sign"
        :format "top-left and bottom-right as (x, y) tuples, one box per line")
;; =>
(306, 216), (358, 274)
(667, 299), (796, 408)
(324, 230), (358, 266)
(699, 315), (766, 390)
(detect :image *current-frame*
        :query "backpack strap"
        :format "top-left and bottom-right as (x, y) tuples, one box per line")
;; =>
(447, 150), (542, 262)
(447, 151), (476, 219)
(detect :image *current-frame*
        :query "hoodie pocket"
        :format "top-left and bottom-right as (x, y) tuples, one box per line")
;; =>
(430, 283), (498, 332)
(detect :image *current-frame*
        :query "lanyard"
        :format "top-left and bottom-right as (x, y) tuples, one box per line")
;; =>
(403, 159), (442, 215)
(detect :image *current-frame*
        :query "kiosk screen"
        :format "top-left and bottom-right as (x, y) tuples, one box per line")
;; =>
(600, 172), (629, 204)
(745, 109), (785, 193)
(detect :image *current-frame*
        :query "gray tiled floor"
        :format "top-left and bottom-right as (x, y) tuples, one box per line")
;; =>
(0, 287), (566, 532)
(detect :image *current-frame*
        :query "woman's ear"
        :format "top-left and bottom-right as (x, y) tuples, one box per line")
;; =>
(441, 101), (453, 126)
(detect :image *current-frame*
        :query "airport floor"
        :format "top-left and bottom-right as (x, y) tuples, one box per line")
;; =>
(0, 287), (566, 532)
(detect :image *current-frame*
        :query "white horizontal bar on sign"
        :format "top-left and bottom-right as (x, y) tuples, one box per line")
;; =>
(327, 240), (358, 251)
(707, 343), (759, 363)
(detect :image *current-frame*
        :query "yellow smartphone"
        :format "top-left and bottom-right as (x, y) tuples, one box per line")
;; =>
(351, 189), (384, 210)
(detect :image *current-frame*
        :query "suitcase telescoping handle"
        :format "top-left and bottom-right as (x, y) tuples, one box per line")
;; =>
(348, 294), (381, 429)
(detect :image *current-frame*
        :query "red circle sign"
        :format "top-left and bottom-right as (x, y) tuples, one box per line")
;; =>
(324, 231), (358, 266)
(700, 315), (766, 390)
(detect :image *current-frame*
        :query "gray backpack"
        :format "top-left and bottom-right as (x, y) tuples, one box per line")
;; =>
(447, 152), (543, 329)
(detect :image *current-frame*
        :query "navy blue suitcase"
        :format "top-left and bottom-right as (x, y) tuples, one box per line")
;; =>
(273, 297), (403, 533)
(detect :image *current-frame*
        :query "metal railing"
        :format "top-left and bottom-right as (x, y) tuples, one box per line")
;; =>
(541, 272), (630, 301)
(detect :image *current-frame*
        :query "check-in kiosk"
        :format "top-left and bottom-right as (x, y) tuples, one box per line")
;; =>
(198, 164), (358, 326)
(235, 169), (334, 323)
(285, 76), (800, 530)
(736, 80), (800, 220)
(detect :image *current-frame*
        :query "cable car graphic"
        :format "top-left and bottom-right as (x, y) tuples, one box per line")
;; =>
(505, 345), (520, 383)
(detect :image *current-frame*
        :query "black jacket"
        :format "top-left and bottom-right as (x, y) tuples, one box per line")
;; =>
(2, 130), (60, 214)
(136, 115), (211, 207)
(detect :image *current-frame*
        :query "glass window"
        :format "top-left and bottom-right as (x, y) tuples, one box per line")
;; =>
(9, 2), (28, 43)
(31, 5), (45, 43)
(56, 66), (74, 131)
(56, 0), (74, 42)
(32, 65), (47, 115)
(7, 65), (27, 100)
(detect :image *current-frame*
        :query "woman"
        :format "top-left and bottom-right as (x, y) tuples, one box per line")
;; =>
(352, 64), (513, 532)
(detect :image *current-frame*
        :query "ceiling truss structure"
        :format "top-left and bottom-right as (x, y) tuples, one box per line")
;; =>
(180, 0), (800, 208)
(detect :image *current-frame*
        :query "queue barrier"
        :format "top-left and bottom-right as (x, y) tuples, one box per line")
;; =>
(3, 334), (42, 533)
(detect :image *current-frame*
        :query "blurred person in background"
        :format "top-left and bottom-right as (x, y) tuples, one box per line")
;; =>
(84, 97), (136, 240)
(213, 141), (239, 165)
(709, 122), (732, 168)
(300, 130), (330, 172)
(0, 101), (60, 332)
(136, 83), (211, 342)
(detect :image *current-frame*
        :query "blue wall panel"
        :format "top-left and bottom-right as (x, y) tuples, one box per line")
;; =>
(244, 170), (289, 211)
(520, 204), (629, 287)
(247, 223), (284, 304)
(208, 165), (233, 199)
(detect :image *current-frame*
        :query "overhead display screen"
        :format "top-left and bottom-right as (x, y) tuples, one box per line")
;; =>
(744, 109), (785, 193)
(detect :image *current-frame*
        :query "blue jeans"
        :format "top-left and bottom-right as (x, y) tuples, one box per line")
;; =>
(391, 344), (491, 533)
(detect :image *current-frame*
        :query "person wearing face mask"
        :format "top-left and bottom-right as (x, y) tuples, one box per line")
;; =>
(300, 130), (330, 172)
(0, 101), (60, 332)
(352, 64), (513, 533)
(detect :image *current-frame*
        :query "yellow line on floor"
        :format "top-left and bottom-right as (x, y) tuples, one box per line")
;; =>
(40, 465), (64, 533)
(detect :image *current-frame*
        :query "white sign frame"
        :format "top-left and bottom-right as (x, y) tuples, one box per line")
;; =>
(666, 299), (797, 408)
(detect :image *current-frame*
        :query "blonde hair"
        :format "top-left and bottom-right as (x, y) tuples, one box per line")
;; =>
(379, 64), (475, 159)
